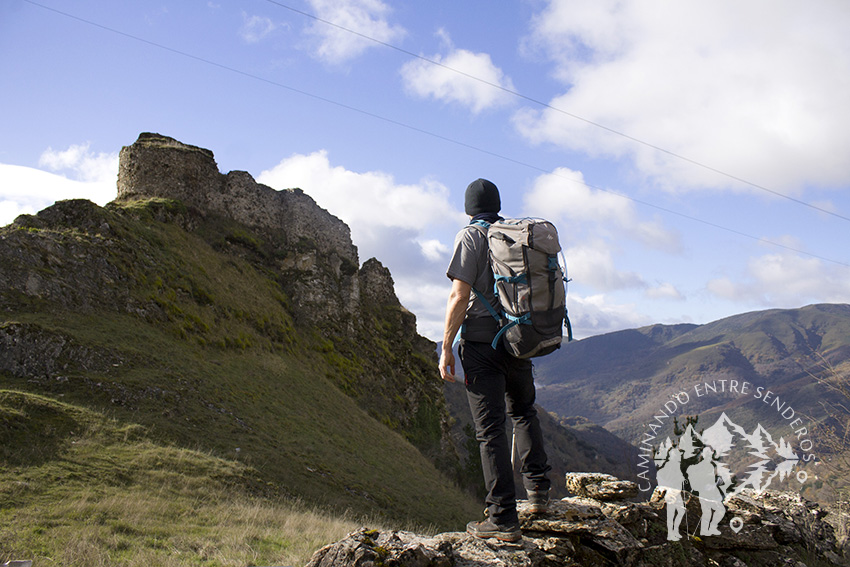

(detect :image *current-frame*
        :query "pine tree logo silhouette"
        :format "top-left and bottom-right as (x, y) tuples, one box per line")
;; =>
(654, 412), (807, 541)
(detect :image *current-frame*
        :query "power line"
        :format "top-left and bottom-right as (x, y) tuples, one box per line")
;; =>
(20, 0), (850, 269)
(264, 0), (850, 224)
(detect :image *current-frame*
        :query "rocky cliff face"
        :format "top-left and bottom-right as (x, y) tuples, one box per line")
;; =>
(1, 133), (454, 474)
(116, 133), (360, 325)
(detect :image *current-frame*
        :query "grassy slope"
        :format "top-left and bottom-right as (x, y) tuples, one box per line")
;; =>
(0, 199), (480, 563)
(0, 390), (367, 566)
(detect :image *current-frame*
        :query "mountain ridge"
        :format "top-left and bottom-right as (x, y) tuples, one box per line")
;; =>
(0, 133), (635, 532)
(1, 133), (475, 529)
(534, 302), (850, 503)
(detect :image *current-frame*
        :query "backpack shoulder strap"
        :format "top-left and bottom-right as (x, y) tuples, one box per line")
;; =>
(465, 219), (503, 326)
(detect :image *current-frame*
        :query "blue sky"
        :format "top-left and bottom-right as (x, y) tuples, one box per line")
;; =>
(2, 0), (849, 342)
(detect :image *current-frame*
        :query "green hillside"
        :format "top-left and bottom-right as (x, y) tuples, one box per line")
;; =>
(0, 390), (371, 566)
(0, 196), (480, 537)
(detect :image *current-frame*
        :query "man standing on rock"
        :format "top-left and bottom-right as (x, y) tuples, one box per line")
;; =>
(440, 178), (552, 543)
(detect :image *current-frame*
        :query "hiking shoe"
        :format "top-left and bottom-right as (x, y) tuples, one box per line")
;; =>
(527, 490), (549, 514)
(466, 519), (522, 542)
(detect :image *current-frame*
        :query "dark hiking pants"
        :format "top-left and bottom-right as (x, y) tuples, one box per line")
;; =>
(460, 339), (552, 527)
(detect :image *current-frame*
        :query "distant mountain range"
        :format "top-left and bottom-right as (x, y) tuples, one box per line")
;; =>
(533, 304), (850, 453)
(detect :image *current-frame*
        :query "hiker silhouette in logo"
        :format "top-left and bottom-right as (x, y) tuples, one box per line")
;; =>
(687, 446), (726, 536)
(654, 441), (686, 541)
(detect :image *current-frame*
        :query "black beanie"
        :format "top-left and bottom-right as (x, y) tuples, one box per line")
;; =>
(464, 178), (501, 216)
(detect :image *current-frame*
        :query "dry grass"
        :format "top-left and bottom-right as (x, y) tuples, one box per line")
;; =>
(0, 391), (386, 567)
(1, 485), (372, 567)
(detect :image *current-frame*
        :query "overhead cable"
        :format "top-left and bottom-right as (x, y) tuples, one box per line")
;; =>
(264, 0), (850, 224)
(20, 0), (850, 268)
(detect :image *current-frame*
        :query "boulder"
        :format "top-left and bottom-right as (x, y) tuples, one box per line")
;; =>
(565, 472), (640, 501)
(305, 475), (848, 567)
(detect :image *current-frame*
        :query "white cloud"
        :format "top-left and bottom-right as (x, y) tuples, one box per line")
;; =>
(0, 145), (118, 227)
(418, 238), (450, 262)
(258, 150), (464, 238)
(566, 241), (645, 292)
(304, 0), (405, 64)
(394, 280), (452, 342)
(400, 31), (515, 114)
(568, 293), (654, 338)
(39, 143), (118, 184)
(523, 167), (680, 252)
(0, 200), (36, 225)
(707, 247), (850, 305)
(258, 151), (467, 340)
(645, 282), (685, 301)
(240, 13), (277, 43)
(517, 0), (850, 193)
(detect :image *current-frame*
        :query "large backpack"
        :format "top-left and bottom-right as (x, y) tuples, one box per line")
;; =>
(470, 218), (573, 358)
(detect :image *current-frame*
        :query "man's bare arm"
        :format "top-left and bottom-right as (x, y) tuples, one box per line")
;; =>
(440, 278), (471, 382)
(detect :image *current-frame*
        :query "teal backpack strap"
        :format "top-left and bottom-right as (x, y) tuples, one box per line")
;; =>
(469, 218), (503, 324)
(489, 312), (532, 350)
(468, 218), (511, 349)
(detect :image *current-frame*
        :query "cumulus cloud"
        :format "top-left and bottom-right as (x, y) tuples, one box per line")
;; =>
(39, 143), (118, 185)
(0, 144), (118, 226)
(401, 30), (516, 114)
(517, 0), (850, 193)
(565, 241), (645, 292)
(418, 238), (450, 262)
(707, 246), (850, 306)
(258, 151), (466, 339)
(645, 282), (685, 301)
(258, 150), (464, 237)
(304, 0), (405, 64)
(523, 167), (681, 252)
(394, 280), (453, 341)
(240, 13), (277, 43)
(567, 293), (654, 338)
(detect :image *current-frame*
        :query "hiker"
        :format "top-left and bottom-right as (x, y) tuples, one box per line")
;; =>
(654, 441), (686, 541)
(440, 178), (552, 543)
(687, 447), (726, 536)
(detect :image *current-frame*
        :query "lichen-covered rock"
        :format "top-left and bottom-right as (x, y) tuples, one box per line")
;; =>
(306, 527), (556, 567)
(308, 478), (848, 567)
(565, 472), (640, 501)
(0, 201), (130, 314)
(519, 497), (643, 565)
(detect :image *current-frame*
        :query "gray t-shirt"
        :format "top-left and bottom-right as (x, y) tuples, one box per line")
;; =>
(446, 225), (501, 341)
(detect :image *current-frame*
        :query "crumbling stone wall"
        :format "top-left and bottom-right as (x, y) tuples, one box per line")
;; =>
(117, 133), (357, 264)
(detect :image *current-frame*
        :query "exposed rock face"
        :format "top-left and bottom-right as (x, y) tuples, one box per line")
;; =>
(116, 133), (360, 327)
(307, 474), (847, 567)
(2, 133), (454, 476)
(0, 200), (129, 313)
(117, 133), (357, 265)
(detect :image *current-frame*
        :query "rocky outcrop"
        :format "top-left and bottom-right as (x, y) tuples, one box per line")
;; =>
(1, 133), (456, 480)
(116, 133), (362, 328)
(0, 200), (129, 313)
(307, 474), (847, 567)
(565, 472), (640, 501)
(116, 133), (357, 265)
